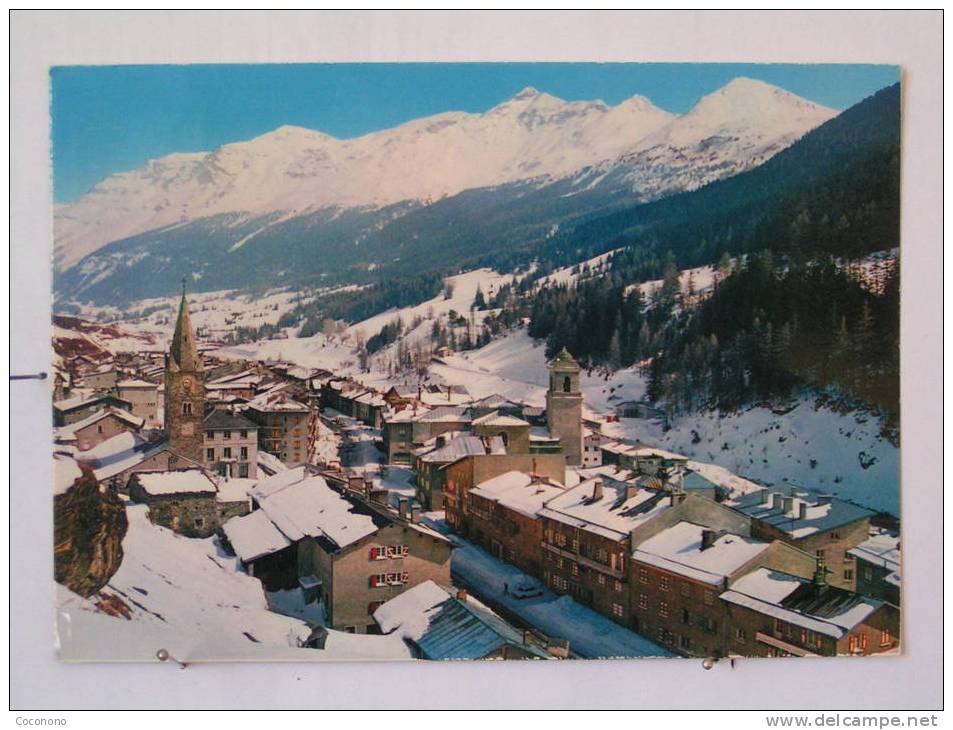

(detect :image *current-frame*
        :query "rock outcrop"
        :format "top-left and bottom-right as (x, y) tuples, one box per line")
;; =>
(54, 466), (128, 597)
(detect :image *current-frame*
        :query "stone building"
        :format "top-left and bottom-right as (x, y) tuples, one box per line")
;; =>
(545, 348), (583, 466)
(465, 470), (566, 579)
(245, 389), (316, 466)
(203, 409), (258, 479)
(54, 406), (144, 452)
(53, 393), (133, 427)
(443, 452), (566, 533)
(114, 378), (161, 425)
(628, 520), (815, 657)
(128, 469), (221, 538)
(414, 432), (505, 511)
(163, 287), (206, 463)
(224, 472), (453, 633)
(538, 477), (671, 625)
(848, 532), (901, 607)
(720, 566), (900, 657)
(471, 411), (532, 453)
(727, 488), (876, 590)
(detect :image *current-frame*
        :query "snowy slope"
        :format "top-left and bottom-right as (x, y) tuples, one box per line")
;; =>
(56, 504), (413, 661)
(55, 79), (833, 272)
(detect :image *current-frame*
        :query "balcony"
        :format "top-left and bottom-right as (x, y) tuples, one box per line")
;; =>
(541, 541), (624, 579)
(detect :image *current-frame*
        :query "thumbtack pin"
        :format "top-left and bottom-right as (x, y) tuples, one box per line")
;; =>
(702, 657), (717, 670)
(156, 648), (188, 668)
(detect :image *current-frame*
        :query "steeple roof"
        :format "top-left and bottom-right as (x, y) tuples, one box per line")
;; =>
(169, 286), (201, 372)
(549, 347), (579, 370)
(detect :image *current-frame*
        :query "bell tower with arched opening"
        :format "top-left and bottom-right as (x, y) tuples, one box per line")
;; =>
(164, 282), (205, 462)
(545, 347), (582, 465)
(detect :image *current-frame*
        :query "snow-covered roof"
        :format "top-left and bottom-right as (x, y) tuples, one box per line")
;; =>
(223, 509), (292, 562)
(417, 406), (472, 424)
(215, 477), (256, 504)
(539, 478), (671, 541)
(55, 406), (144, 441)
(472, 410), (530, 428)
(373, 580), (451, 635)
(685, 461), (764, 498)
(256, 450), (288, 477)
(727, 489), (876, 539)
(626, 445), (689, 461)
(420, 434), (504, 464)
(77, 431), (141, 463)
(204, 409), (257, 431)
(247, 389), (310, 413)
(721, 568), (882, 639)
(249, 465), (309, 502)
(848, 532), (901, 574)
(470, 471), (565, 519)
(54, 392), (130, 413)
(115, 378), (158, 389)
(632, 522), (770, 585)
(134, 469), (217, 496)
(258, 475), (380, 550)
(54, 453), (83, 495)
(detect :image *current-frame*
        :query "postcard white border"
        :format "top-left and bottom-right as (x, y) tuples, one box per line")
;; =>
(10, 9), (943, 710)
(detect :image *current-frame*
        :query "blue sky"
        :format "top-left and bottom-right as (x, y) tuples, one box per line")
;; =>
(51, 63), (899, 203)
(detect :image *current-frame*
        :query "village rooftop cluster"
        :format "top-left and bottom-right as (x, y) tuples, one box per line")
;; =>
(53, 291), (900, 660)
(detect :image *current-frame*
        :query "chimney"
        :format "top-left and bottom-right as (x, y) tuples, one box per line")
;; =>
(759, 488), (770, 504)
(798, 501), (808, 520)
(436, 435), (446, 448)
(522, 629), (535, 647)
(591, 479), (603, 501)
(398, 497), (408, 519)
(701, 529), (718, 551)
(456, 589), (468, 602)
(772, 493), (783, 510)
(447, 385), (452, 401)
(782, 496), (794, 514)
(625, 484), (639, 501)
(417, 385), (422, 402)
(411, 504), (421, 524)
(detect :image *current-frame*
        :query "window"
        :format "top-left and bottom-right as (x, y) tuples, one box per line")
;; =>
(238, 464), (249, 478)
(638, 594), (648, 611)
(880, 629), (891, 646)
(830, 531), (840, 540)
(679, 635), (693, 651)
(182, 402), (192, 416)
(206, 431), (213, 440)
(703, 590), (715, 606)
(844, 569), (854, 581)
(206, 448), (215, 461)
(638, 568), (649, 584)
(860, 633), (869, 651)
(223, 447), (232, 458)
(570, 562), (579, 577)
(570, 538), (579, 553)
(659, 602), (669, 618)
(735, 628), (747, 643)
(386, 545), (409, 559)
(659, 576), (670, 592)
(597, 573), (606, 586)
(774, 618), (784, 634)
(815, 549), (825, 558)
(240, 446), (248, 459)
(223, 431), (231, 440)
(848, 635), (857, 653)
(680, 582), (690, 598)
(97, 425), (103, 434)
(865, 567), (874, 581)
(369, 547), (388, 561)
(681, 609), (690, 625)
(614, 581), (623, 593)
(611, 603), (624, 618)
(240, 430), (248, 439)
(800, 628), (808, 644)
(194, 518), (205, 529)
(563, 376), (571, 393)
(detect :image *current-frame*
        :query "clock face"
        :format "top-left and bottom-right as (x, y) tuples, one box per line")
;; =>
(182, 377), (193, 393)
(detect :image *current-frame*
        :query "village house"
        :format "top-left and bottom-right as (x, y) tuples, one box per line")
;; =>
(223, 471), (453, 633)
(114, 378), (161, 424)
(75, 431), (202, 492)
(203, 409), (259, 479)
(470, 410), (532, 453)
(848, 532), (901, 607)
(727, 488), (876, 590)
(53, 392), (133, 427)
(204, 368), (262, 402)
(414, 432), (505, 510)
(720, 566), (899, 657)
(536, 476), (673, 624)
(465, 470), (566, 578)
(373, 581), (567, 660)
(54, 406), (144, 452)
(128, 469), (223, 538)
(83, 364), (122, 391)
(581, 426), (604, 468)
(246, 388), (316, 466)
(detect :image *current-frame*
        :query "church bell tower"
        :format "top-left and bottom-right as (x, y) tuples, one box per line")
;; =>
(546, 347), (583, 466)
(164, 282), (205, 462)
